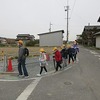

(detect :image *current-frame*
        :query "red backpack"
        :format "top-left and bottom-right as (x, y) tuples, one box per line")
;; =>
(45, 53), (50, 61)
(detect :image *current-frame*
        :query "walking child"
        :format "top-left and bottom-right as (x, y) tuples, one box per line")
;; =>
(52, 47), (62, 72)
(37, 48), (48, 76)
(60, 44), (68, 68)
(67, 44), (74, 64)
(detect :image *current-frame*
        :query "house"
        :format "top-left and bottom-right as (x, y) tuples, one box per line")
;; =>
(38, 30), (64, 46)
(0, 37), (16, 45)
(95, 32), (100, 48)
(16, 34), (35, 43)
(82, 25), (100, 46)
(6, 38), (16, 44)
(76, 34), (82, 44)
(0, 37), (7, 44)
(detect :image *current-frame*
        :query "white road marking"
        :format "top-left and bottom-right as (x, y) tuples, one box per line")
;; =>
(16, 77), (41, 100)
(90, 51), (98, 55)
(64, 66), (72, 71)
(16, 66), (73, 100)
(0, 77), (37, 82)
(94, 55), (100, 57)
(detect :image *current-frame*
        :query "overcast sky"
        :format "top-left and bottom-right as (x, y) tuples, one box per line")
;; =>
(0, 0), (100, 41)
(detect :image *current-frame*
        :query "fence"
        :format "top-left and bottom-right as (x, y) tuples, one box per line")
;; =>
(0, 52), (41, 73)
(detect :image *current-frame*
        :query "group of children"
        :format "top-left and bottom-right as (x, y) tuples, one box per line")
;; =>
(37, 40), (79, 76)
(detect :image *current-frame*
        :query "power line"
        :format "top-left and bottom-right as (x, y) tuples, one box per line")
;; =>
(70, 0), (77, 18)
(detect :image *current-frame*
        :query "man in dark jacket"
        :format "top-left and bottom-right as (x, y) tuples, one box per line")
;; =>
(17, 40), (29, 78)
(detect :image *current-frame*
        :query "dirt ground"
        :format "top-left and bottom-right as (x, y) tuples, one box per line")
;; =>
(0, 46), (62, 56)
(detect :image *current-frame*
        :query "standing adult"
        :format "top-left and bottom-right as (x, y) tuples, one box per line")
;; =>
(17, 40), (29, 78)
(52, 47), (62, 72)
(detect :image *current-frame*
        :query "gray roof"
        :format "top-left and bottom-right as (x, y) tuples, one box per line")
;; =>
(38, 30), (64, 35)
(84, 25), (100, 30)
(95, 31), (100, 35)
(17, 34), (30, 37)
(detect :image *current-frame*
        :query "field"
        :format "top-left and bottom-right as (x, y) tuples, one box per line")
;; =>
(0, 46), (61, 57)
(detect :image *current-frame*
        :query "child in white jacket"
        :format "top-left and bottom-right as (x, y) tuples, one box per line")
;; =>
(37, 48), (48, 76)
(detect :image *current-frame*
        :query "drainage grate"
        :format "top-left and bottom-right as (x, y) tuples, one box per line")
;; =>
(64, 81), (73, 86)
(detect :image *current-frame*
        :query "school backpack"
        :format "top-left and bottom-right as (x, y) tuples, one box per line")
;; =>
(61, 48), (68, 58)
(45, 53), (50, 61)
(23, 48), (29, 56)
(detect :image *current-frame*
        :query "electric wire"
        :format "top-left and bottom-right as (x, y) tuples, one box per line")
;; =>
(70, 0), (77, 19)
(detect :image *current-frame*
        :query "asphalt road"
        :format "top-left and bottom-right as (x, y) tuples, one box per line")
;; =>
(0, 45), (100, 100)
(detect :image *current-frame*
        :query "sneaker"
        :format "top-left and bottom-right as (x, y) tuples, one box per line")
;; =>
(37, 74), (41, 77)
(24, 76), (29, 78)
(68, 62), (70, 64)
(44, 72), (47, 75)
(18, 75), (24, 78)
(72, 61), (74, 64)
(54, 70), (57, 73)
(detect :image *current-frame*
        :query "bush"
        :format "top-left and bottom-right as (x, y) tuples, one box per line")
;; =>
(0, 44), (6, 47)
(26, 40), (39, 47)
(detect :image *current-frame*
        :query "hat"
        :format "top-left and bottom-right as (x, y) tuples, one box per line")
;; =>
(18, 40), (23, 44)
(67, 44), (71, 48)
(40, 48), (45, 52)
(52, 47), (57, 51)
(62, 44), (65, 47)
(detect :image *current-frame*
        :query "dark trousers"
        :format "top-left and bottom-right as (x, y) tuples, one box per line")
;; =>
(53, 59), (56, 69)
(56, 61), (62, 71)
(40, 66), (47, 74)
(73, 54), (76, 60)
(18, 59), (28, 76)
(68, 54), (74, 63)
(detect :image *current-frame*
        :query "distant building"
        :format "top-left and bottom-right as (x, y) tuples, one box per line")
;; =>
(38, 30), (64, 46)
(16, 34), (35, 44)
(95, 32), (100, 48)
(76, 34), (82, 44)
(82, 25), (100, 46)
(76, 34), (82, 40)
(0, 37), (16, 45)
(0, 37), (7, 44)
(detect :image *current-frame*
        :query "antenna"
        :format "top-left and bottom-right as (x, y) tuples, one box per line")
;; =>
(49, 22), (52, 32)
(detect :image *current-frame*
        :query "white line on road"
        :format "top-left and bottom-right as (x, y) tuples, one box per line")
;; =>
(16, 77), (41, 100)
(16, 65), (73, 100)
(0, 77), (38, 82)
(90, 51), (98, 55)
(94, 55), (100, 57)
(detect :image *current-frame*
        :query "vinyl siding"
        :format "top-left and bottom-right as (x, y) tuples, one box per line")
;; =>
(96, 36), (100, 48)
(39, 32), (63, 46)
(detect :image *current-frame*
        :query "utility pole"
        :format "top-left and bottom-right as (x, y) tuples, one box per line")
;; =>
(49, 22), (52, 32)
(64, 2), (69, 43)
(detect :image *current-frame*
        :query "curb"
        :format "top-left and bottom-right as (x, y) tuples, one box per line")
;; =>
(0, 71), (18, 76)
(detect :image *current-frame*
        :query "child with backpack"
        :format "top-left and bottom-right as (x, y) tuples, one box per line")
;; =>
(37, 48), (48, 76)
(60, 44), (68, 68)
(67, 44), (74, 64)
(72, 41), (79, 61)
